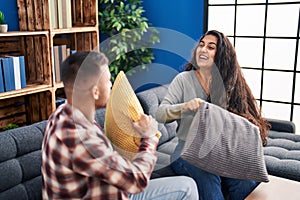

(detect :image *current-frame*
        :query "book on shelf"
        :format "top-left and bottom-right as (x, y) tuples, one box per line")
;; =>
(55, 0), (72, 29)
(19, 56), (26, 89)
(57, 0), (63, 29)
(12, 56), (21, 90)
(0, 56), (27, 92)
(49, 0), (59, 28)
(62, 0), (72, 28)
(0, 59), (5, 92)
(53, 45), (74, 82)
(58, 44), (67, 68)
(53, 45), (61, 82)
(1, 57), (15, 92)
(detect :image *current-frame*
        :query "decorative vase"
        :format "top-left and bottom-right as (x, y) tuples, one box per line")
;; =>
(0, 24), (8, 33)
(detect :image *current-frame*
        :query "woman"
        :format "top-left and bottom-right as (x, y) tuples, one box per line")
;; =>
(156, 30), (270, 200)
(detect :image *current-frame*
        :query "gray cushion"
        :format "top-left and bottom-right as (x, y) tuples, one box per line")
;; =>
(0, 184), (28, 200)
(268, 118), (296, 133)
(0, 177), (42, 200)
(10, 125), (44, 156)
(95, 107), (106, 128)
(0, 133), (17, 162)
(0, 159), (23, 192)
(181, 102), (269, 182)
(0, 121), (46, 200)
(136, 85), (178, 177)
(264, 130), (300, 181)
(18, 151), (42, 181)
(136, 84), (178, 146)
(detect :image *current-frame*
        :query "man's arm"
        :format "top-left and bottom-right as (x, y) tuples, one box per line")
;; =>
(71, 127), (159, 194)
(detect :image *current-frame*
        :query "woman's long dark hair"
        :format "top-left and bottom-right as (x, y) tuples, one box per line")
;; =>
(186, 30), (270, 145)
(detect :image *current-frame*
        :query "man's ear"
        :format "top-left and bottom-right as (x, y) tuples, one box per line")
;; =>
(92, 85), (99, 100)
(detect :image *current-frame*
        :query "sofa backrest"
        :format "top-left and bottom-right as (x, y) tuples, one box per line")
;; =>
(265, 129), (300, 181)
(95, 107), (106, 128)
(0, 121), (47, 200)
(136, 85), (178, 146)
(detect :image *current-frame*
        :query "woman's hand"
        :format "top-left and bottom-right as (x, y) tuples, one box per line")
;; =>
(132, 114), (158, 138)
(182, 98), (203, 112)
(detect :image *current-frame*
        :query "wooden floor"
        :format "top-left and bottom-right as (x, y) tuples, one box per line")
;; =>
(245, 175), (300, 200)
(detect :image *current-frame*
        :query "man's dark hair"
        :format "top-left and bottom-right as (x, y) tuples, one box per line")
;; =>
(61, 51), (108, 89)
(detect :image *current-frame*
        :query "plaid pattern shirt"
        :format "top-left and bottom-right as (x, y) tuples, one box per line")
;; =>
(42, 104), (159, 200)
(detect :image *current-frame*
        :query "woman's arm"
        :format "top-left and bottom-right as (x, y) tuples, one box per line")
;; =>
(156, 74), (185, 123)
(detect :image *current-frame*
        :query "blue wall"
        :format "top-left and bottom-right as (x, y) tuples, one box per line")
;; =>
(129, 0), (205, 90)
(0, 0), (205, 90)
(142, 0), (205, 72)
(0, 0), (19, 31)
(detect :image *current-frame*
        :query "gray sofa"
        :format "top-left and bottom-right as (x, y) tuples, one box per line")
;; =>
(0, 84), (300, 200)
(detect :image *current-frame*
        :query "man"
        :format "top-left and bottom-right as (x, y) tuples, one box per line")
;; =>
(42, 51), (198, 199)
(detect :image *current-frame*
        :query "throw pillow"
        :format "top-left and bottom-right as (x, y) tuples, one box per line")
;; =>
(181, 101), (269, 182)
(104, 71), (144, 160)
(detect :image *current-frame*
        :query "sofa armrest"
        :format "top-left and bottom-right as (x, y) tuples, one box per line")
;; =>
(267, 118), (296, 133)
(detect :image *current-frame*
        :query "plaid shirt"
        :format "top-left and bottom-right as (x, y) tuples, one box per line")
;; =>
(42, 104), (159, 200)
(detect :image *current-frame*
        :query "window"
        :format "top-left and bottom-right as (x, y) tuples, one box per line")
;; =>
(206, 0), (300, 134)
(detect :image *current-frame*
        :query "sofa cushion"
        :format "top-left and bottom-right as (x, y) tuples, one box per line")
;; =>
(0, 159), (23, 192)
(136, 84), (178, 146)
(0, 184), (28, 200)
(268, 118), (296, 133)
(0, 133), (17, 162)
(95, 107), (106, 128)
(136, 85), (178, 177)
(181, 102), (269, 182)
(10, 126), (44, 156)
(264, 130), (300, 181)
(0, 121), (47, 200)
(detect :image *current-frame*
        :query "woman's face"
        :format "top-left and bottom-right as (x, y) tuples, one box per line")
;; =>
(195, 34), (218, 70)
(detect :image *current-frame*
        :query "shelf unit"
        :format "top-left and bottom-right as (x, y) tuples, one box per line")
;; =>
(0, 0), (99, 130)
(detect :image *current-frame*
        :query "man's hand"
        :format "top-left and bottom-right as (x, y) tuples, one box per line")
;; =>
(132, 114), (158, 138)
(182, 98), (202, 112)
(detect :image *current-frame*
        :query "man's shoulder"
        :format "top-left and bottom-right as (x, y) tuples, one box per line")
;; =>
(48, 104), (73, 124)
(45, 105), (76, 137)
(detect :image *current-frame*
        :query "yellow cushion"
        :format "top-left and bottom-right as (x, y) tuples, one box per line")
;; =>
(104, 71), (143, 160)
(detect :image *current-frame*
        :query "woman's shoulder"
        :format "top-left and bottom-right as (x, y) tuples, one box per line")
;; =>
(173, 70), (195, 82)
(175, 70), (195, 78)
(168, 70), (196, 90)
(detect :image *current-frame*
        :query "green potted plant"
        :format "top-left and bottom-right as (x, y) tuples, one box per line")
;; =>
(0, 11), (8, 33)
(99, 0), (159, 81)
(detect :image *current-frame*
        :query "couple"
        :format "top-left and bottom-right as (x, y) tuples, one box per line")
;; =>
(42, 30), (269, 200)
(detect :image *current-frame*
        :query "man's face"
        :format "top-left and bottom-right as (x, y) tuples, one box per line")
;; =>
(95, 66), (112, 109)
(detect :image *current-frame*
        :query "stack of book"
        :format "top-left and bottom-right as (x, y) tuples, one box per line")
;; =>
(0, 56), (26, 92)
(52, 45), (76, 82)
(50, 0), (72, 29)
